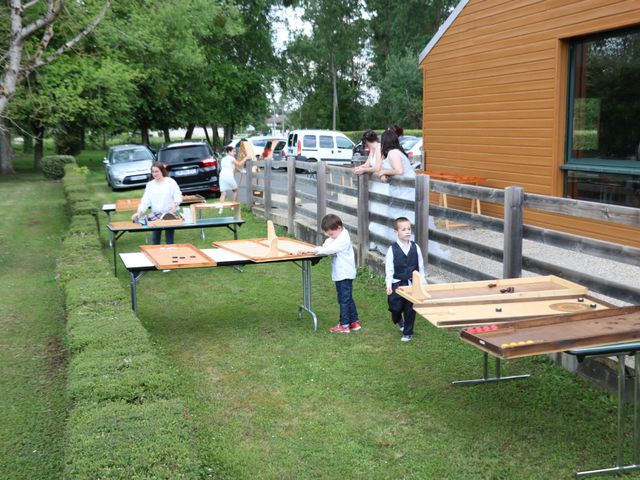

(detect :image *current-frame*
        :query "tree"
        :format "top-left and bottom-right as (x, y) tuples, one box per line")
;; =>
(0, 0), (111, 174)
(282, 0), (367, 130)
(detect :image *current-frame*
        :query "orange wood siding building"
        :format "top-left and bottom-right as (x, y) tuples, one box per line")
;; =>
(419, 0), (640, 247)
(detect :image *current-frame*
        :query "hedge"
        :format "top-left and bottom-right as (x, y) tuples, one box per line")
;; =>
(59, 166), (200, 479)
(64, 400), (200, 480)
(42, 155), (75, 179)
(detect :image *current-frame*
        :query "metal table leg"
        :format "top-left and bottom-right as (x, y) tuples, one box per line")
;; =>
(296, 260), (318, 331)
(575, 353), (640, 478)
(128, 270), (144, 316)
(452, 352), (530, 385)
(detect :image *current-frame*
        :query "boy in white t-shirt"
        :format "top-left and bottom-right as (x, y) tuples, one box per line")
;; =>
(303, 214), (361, 333)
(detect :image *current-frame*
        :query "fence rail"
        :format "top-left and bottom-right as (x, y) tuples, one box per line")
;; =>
(243, 158), (640, 304)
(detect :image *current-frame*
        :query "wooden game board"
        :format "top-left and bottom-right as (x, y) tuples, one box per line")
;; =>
(415, 294), (613, 327)
(146, 218), (185, 227)
(397, 274), (587, 306)
(115, 198), (141, 212)
(140, 244), (216, 269)
(212, 237), (316, 262)
(110, 220), (144, 229)
(190, 201), (242, 221)
(460, 306), (640, 359)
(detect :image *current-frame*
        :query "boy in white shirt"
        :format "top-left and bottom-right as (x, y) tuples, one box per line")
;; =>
(305, 214), (361, 333)
(385, 217), (426, 342)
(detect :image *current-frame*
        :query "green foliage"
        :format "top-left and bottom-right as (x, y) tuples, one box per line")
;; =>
(64, 400), (200, 480)
(41, 155), (75, 179)
(56, 165), (200, 478)
(67, 349), (176, 404)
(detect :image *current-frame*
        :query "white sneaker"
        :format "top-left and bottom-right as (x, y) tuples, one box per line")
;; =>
(401, 335), (412, 342)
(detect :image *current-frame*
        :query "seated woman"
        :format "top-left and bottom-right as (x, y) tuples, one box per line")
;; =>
(131, 162), (183, 244)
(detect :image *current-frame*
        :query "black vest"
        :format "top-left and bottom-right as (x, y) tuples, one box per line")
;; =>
(392, 242), (418, 282)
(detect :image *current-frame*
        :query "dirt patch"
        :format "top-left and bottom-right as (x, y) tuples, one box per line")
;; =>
(44, 334), (68, 380)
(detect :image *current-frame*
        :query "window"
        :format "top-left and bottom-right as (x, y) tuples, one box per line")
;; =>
(336, 137), (353, 149)
(319, 135), (334, 148)
(565, 27), (640, 207)
(302, 135), (317, 149)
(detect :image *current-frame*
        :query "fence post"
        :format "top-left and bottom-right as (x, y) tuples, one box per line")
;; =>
(503, 186), (524, 278)
(316, 161), (327, 244)
(245, 160), (254, 206)
(415, 174), (430, 269)
(356, 173), (369, 267)
(287, 155), (296, 233)
(264, 158), (272, 221)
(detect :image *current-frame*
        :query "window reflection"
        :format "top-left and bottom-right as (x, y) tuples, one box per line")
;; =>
(567, 171), (640, 208)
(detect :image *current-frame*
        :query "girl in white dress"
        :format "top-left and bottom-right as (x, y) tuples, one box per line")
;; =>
(219, 146), (248, 203)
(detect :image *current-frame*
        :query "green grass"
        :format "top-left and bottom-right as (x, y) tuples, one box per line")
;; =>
(0, 167), (68, 478)
(3, 161), (639, 478)
(82, 168), (640, 479)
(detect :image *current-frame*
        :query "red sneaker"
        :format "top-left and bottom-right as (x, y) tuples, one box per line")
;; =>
(349, 321), (362, 331)
(329, 324), (350, 333)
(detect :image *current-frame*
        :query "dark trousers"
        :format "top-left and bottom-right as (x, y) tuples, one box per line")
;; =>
(335, 279), (359, 327)
(388, 281), (416, 336)
(152, 229), (175, 245)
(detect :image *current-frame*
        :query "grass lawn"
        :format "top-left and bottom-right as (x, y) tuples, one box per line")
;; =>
(0, 161), (68, 479)
(85, 167), (639, 480)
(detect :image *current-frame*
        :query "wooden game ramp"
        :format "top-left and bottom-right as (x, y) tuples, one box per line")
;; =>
(140, 244), (216, 269)
(115, 198), (141, 212)
(397, 273), (587, 306)
(415, 294), (613, 327)
(460, 306), (640, 359)
(212, 237), (316, 262)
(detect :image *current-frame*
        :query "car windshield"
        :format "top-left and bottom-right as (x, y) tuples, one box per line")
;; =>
(400, 137), (420, 150)
(112, 147), (153, 164)
(158, 145), (210, 164)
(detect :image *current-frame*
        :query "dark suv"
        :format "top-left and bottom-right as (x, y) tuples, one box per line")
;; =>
(156, 141), (219, 195)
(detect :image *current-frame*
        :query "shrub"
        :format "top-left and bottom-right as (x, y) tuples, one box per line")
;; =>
(42, 155), (74, 179)
(64, 400), (200, 479)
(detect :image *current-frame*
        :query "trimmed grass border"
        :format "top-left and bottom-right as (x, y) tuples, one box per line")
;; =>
(58, 164), (200, 479)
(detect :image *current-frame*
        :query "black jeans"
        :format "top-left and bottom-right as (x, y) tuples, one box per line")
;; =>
(152, 229), (175, 245)
(388, 281), (416, 336)
(335, 279), (359, 327)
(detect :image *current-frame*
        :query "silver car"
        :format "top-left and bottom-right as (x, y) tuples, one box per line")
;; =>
(103, 144), (155, 190)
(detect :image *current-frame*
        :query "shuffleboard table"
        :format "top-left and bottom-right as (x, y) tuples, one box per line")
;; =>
(461, 306), (640, 478)
(118, 241), (324, 330)
(107, 216), (245, 274)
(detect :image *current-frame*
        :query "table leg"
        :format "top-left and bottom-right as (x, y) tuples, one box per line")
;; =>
(575, 353), (640, 478)
(452, 353), (530, 385)
(297, 260), (318, 331)
(129, 271), (144, 316)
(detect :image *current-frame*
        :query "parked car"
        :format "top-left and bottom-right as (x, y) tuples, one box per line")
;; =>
(285, 129), (354, 165)
(400, 136), (423, 169)
(156, 140), (219, 195)
(352, 140), (369, 158)
(103, 144), (155, 190)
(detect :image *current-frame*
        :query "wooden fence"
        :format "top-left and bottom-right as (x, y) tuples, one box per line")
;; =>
(243, 157), (640, 305)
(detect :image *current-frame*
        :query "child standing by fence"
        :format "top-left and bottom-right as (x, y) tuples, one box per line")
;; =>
(302, 214), (361, 333)
(385, 217), (426, 341)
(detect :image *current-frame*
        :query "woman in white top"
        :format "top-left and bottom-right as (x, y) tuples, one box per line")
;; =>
(367, 128), (416, 253)
(219, 146), (248, 203)
(353, 129), (382, 176)
(131, 162), (183, 244)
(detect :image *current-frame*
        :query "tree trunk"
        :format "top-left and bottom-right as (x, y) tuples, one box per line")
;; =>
(184, 124), (195, 140)
(33, 124), (44, 171)
(224, 124), (234, 145)
(331, 54), (338, 131)
(203, 126), (211, 145)
(23, 132), (33, 154)
(0, 119), (15, 175)
(163, 128), (170, 143)
(140, 124), (150, 146)
(212, 126), (221, 150)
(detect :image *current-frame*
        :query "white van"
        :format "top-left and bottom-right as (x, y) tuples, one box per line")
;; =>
(285, 129), (354, 165)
